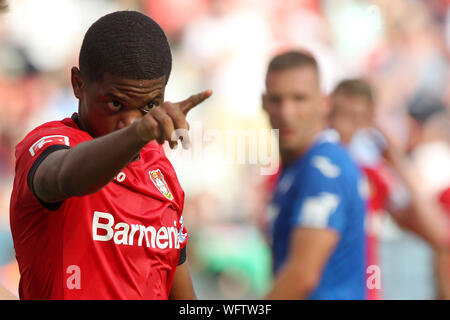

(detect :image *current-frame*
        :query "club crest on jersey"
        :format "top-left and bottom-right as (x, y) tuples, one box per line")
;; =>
(149, 169), (173, 200)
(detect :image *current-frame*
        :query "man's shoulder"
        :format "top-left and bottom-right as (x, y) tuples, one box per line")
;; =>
(24, 116), (81, 139)
(303, 141), (356, 179)
(16, 116), (89, 153)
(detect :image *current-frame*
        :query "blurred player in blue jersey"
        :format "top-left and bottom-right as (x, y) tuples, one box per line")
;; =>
(262, 50), (367, 300)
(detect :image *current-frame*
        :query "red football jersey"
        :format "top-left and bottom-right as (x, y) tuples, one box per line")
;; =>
(439, 187), (450, 215)
(439, 187), (450, 251)
(362, 164), (390, 300)
(10, 115), (188, 300)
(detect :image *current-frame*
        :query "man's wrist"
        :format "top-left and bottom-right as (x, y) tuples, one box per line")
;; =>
(132, 119), (153, 144)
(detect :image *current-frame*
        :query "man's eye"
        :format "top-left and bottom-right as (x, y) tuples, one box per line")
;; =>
(268, 96), (281, 104)
(141, 102), (157, 113)
(293, 95), (306, 102)
(107, 101), (123, 110)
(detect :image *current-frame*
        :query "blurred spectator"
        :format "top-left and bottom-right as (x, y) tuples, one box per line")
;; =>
(143, 0), (208, 42)
(180, 0), (271, 116)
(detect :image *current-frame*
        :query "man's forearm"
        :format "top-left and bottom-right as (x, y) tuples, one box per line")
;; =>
(169, 263), (197, 300)
(265, 264), (318, 300)
(34, 90), (212, 204)
(35, 121), (149, 202)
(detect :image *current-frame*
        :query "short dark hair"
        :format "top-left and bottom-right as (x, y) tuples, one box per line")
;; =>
(0, 0), (7, 12)
(332, 79), (374, 105)
(79, 10), (172, 83)
(407, 91), (447, 124)
(267, 50), (319, 74)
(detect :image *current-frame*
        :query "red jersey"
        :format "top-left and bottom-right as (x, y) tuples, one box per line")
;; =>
(439, 187), (450, 250)
(361, 164), (390, 300)
(10, 115), (188, 300)
(439, 187), (450, 215)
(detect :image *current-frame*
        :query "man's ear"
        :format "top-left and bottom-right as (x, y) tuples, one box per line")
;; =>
(322, 93), (332, 118)
(262, 93), (267, 111)
(71, 67), (84, 100)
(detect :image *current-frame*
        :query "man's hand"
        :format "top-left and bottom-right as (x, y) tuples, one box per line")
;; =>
(135, 90), (212, 149)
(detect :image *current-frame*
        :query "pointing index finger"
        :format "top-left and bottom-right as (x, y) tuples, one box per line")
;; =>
(179, 90), (213, 115)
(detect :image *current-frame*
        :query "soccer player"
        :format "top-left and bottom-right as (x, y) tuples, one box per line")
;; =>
(329, 79), (389, 300)
(262, 50), (367, 300)
(384, 93), (450, 299)
(9, 11), (211, 299)
(330, 81), (450, 299)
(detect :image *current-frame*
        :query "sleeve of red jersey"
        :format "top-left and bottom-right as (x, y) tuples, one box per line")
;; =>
(439, 187), (450, 215)
(14, 122), (88, 210)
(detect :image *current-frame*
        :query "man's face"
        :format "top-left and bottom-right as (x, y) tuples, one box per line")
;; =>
(71, 68), (166, 137)
(329, 93), (373, 145)
(263, 66), (324, 154)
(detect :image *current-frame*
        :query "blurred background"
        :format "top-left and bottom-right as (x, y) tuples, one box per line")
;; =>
(0, 0), (450, 299)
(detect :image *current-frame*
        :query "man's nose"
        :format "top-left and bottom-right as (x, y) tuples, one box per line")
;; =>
(116, 110), (142, 130)
(279, 100), (296, 123)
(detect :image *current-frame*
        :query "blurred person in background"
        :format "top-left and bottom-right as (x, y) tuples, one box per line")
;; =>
(262, 50), (367, 300)
(329, 79), (387, 300)
(9, 10), (211, 300)
(361, 0), (450, 300)
(329, 78), (450, 299)
(381, 92), (450, 299)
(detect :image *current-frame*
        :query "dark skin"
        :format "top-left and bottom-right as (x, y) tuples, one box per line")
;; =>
(32, 66), (211, 300)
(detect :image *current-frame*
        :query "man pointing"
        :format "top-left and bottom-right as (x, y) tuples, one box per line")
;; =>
(10, 10), (211, 300)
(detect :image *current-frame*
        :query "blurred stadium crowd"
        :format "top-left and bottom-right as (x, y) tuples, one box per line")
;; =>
(0, 0), (450, 299)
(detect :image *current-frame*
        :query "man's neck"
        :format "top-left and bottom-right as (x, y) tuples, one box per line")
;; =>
(73, 112), (91, 136)
(280, 123), (325, 167)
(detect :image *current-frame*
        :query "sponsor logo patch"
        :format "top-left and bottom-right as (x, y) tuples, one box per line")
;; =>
(29, 135), (70, 156)
(92, 211), (182, 249)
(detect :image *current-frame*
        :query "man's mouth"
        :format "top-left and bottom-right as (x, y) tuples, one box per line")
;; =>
(280, 127), (295, 138)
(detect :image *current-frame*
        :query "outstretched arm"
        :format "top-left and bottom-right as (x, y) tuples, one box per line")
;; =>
(32, 91), (212, 204)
